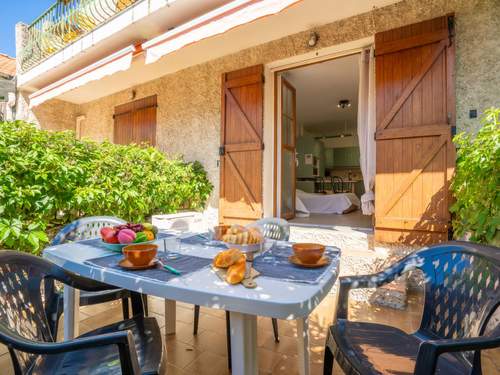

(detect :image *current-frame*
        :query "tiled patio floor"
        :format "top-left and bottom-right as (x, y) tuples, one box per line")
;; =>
(1, 289), (498, 374)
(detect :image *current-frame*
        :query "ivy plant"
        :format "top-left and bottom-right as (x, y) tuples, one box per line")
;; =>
(450, 108), (499, 246)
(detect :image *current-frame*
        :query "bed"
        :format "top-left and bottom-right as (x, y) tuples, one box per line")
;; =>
(295, 189), (360, 215)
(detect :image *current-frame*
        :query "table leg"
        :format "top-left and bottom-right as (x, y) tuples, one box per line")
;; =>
(63, 285), (80, 340)
(297, 317), (310, 375)
(164, 299), (176, 335)
(230, 312), (258, 375)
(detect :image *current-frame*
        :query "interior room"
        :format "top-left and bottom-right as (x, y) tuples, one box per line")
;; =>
(279, 53), (373, 229)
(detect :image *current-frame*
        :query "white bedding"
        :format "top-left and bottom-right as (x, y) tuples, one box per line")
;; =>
(296, 189), (360, 215)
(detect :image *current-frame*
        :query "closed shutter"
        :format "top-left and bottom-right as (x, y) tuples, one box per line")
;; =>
(114, 95), (157, 146)
(219, 65), (264, 224)
(374, 15), (455, 244)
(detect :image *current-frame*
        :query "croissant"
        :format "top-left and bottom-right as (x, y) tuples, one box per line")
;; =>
(226, 257), (246, 284)
(213, 248), (243, 268)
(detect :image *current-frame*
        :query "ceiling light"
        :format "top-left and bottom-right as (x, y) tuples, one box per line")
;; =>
(337, 99), (351, 109)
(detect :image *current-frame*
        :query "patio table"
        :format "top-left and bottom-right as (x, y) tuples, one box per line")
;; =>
(43, 234), (340, 375)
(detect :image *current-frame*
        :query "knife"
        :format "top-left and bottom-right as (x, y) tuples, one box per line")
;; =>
(158, 260), (181, 275)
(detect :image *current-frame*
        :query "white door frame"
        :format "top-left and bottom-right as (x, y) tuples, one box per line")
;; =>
(262, 36), (374, 218)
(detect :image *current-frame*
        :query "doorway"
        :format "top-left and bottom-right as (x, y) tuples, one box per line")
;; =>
(276, 53), (372, 229)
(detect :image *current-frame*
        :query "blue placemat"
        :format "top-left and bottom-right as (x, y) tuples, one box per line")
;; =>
(78, 232), (173, 250)
(86, 252), (212, 282)
(180, 233), (228, 249)
(253, 243), (340, 284)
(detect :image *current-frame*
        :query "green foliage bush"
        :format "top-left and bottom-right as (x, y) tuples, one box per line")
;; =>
(451, 108), (499, 246)
(0, 121), (213, 253)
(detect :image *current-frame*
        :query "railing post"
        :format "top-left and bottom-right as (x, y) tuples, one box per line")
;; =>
(15, 22), (28, 74)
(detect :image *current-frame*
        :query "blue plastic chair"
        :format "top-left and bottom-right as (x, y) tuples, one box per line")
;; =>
(49, 216), (148, 336)
(324, 241), (500, 375)
(0, 250), (164, 374)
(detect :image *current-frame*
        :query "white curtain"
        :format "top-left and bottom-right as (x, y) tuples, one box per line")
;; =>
(357, 46), (376, 215)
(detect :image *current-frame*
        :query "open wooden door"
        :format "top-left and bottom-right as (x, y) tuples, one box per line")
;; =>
(219, 65), (264, 224)
(280, 77), (297, 220)
(374, 15), (455, 245)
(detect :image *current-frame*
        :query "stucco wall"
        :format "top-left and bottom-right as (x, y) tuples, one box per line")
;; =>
(34, 0), (500, 213)
(16, 92), (79, 131)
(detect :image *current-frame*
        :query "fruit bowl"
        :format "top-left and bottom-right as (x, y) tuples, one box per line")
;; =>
(100, 222), (159, 252)
(101, 239), (156, 252)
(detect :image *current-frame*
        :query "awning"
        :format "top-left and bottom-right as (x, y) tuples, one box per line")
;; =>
(29, 45), (137, 108)
(142, 0), (302, 65)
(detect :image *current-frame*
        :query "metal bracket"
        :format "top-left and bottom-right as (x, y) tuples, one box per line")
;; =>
(219, 146), (225, 156)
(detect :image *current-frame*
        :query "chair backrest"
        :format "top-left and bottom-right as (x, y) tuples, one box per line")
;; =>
(414, 242), (500, 343)
(332, 176), (343, 193)
(252, 218), (290, 241)
(50, 216), (126, 245)
(0, 251), (61, 373)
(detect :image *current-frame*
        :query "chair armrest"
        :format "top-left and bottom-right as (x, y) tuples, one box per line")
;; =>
(414, 336), (500, 375)
(0, 326), (141, 375)
(336, 255), (420, 319)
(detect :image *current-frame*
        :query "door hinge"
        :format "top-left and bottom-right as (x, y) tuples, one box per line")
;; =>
(219, 146), (225, 156)
(451, 125), (457, 138)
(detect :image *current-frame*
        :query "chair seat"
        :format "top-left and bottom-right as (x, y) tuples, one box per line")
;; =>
(79, 288), (130, 306)
(29, 317), (164, 375)
(330, 320), (471, 375)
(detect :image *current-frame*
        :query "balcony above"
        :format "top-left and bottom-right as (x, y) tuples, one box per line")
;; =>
(20, 0), (141, 73)
(17, 0), (231, 90)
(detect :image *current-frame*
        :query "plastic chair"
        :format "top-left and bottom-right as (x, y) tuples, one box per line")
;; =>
(49, 216), (149, 336)
(0, 250), (164, 375)
(323, 241), (500, 375)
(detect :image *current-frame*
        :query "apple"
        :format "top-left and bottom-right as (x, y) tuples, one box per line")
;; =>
(100, 227), (119, 243)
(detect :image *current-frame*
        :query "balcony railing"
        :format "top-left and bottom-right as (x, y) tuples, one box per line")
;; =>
(19, 0), (140, 72)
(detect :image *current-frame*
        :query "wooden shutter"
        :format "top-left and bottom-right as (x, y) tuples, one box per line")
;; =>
(374, 15), (455, 245)
(219, 65), (264, 224)
(114, 95), (157, 145)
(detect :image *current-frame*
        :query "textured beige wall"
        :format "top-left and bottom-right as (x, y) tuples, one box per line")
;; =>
(16, 91), (79, 131)
(35, 0), (500, 212)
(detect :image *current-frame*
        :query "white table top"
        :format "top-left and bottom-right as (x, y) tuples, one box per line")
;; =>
(43, 234), (340, 319)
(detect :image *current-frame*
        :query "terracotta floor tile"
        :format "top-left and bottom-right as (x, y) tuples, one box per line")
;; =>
(183, 351), (230, 375)
(257, 347), (286, 373)
(163, 339), (202, 369)
(80, 305), (124, 329)
(163, 363), (190, 375)
(197, 312), (226, 333)
(162, 320), (198, 346)
(0, 353), (13, 374)
(191, 329), (229, 357)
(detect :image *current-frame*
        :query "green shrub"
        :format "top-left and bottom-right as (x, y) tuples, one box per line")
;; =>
(0, 120), (213, 253)
(450, 108), (499, 246)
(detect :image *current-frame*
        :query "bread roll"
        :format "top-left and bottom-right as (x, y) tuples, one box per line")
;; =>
(213, 248), (243, 268)
(226, 257), (246, 284)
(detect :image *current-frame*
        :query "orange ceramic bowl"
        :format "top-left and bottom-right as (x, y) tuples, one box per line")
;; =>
(122, 243), (158, 266)
(292, 243), (325, 264)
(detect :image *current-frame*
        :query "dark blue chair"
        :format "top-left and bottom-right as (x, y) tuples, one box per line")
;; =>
(49, 216), (150, 336)
(0, 250), (165, 374)
(323, 241), (500, 374)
